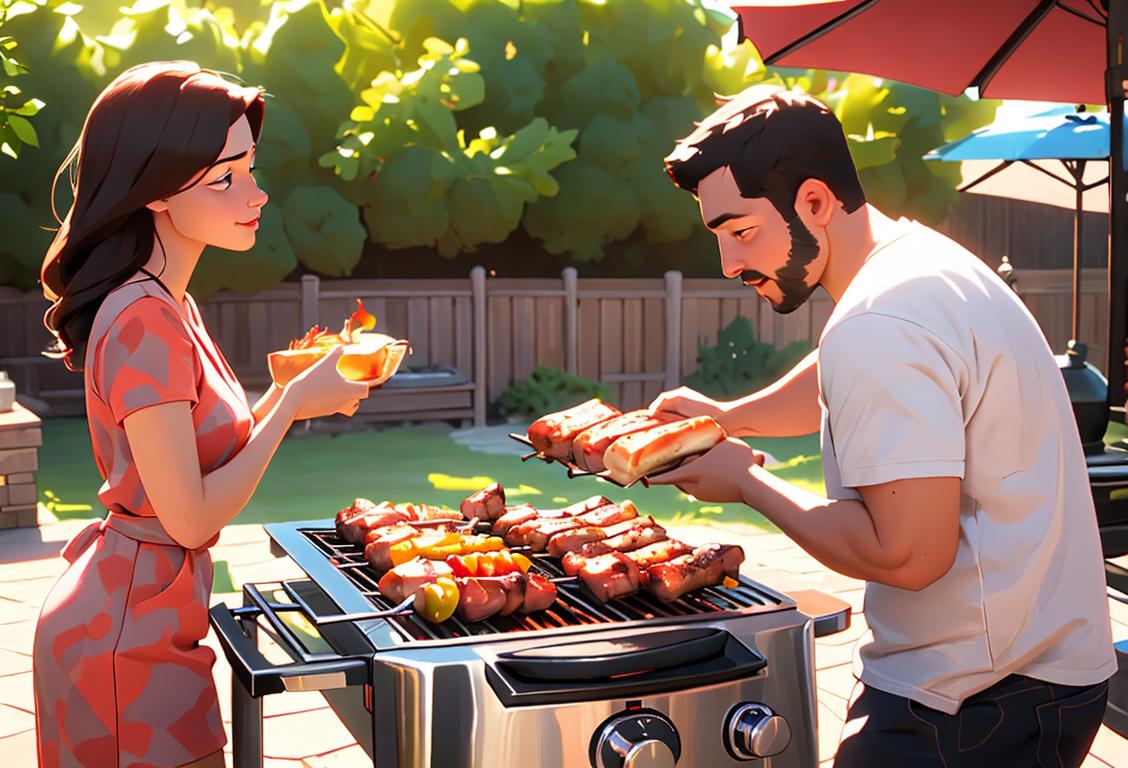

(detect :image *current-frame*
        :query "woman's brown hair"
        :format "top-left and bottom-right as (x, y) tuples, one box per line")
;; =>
(41, 60), (264, 371)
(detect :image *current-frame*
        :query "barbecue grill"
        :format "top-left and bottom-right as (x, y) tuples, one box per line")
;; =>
(210, 519), (850, 767)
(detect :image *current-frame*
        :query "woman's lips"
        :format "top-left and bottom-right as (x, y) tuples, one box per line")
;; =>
(236, 216), (260, 229)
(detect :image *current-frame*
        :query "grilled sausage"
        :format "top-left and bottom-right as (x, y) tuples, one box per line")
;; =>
(521, 573), (558, 613)
(571, 410), (680, 472)
(602, 416), (726, 485)
(574, 553), (642, 602)
(377, 558), (453, 604)
(562, 538), (693, 576)
(527, 399), (622, 460)
(492, 496), (615, 537)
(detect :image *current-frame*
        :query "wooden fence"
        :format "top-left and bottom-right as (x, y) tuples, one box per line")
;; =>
(0, 265), (1109, 421)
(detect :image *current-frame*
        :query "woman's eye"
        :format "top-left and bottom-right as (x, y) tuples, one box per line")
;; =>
(208, 171), (233, 190)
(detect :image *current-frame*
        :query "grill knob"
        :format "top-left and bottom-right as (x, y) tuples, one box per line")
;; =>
(724, 703), (792, 760)
(592, 712), (680, 768)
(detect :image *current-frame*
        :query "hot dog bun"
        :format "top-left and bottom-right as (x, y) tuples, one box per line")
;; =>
(269, 332), (409, 386)
(602, 416), (726, 485)
(571, 410), (680, 472)
(526, 399), (622, 460)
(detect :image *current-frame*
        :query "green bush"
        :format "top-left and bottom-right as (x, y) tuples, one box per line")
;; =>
(685, 316), (810, 400)
(499, 365), (610, 417)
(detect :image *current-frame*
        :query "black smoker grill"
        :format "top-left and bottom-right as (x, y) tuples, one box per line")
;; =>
(210, 520), (850, 768)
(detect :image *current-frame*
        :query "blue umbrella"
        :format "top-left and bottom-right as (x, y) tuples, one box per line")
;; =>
(926, 107), (1110, 347)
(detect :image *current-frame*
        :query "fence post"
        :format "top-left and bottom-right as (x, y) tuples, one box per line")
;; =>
(664, 271), (682, 390)
(300, 274), (320, 332)
(563, 267), (578, 375)
(471, 266), (487, 427)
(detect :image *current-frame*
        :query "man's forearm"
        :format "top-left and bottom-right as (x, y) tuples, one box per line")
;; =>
(738, 464), (913, 586)
(726, 348), (821, 437)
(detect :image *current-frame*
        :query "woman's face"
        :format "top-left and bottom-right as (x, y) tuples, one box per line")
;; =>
(148, 113), (267, 251)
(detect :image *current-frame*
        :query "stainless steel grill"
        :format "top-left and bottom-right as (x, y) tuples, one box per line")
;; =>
(211, 519), (851, 768)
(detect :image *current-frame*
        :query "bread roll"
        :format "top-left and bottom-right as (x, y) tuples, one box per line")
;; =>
(526, 399), (622, 460)
(602, 416), (726, 485)
(571, 410), (680, 472)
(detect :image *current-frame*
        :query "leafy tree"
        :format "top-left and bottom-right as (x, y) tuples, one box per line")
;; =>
(0, 0), (998, 295)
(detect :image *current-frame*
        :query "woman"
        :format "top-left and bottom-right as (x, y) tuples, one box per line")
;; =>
(33, 61), (371, 767)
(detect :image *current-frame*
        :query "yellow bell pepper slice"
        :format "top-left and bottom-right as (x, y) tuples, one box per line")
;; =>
(415, 576), (459, 623)
(511, 553), (533, 573)
(388, 540), (419, 567)
(722, 576), (739, 589)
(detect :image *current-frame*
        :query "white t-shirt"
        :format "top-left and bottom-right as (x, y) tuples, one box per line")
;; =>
(818, 219), (1117, 715)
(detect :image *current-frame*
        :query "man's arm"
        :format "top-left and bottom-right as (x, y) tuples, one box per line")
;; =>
(651, 348), (821, 437)
(742, 465), (961, 590)
(723, 348), (820, 437)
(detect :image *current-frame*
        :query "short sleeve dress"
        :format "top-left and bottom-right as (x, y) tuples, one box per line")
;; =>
(33, 277), (254, 767)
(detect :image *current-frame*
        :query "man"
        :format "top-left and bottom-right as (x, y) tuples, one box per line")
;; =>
(648, 84), (1116, 767)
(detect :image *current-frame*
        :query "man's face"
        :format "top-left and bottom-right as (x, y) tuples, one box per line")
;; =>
(698, 166), (825, 314)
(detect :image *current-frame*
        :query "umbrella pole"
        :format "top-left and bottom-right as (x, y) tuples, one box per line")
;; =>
(1108, 0), (1128, 406)
(1073, 160), (1086, 345)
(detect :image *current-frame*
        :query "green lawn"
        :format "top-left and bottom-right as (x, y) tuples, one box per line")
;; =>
(39, 417), (1128, 535)
(36, 418), (827, 532)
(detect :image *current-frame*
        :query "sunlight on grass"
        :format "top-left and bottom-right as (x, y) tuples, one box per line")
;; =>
(427, 473), (496, 491)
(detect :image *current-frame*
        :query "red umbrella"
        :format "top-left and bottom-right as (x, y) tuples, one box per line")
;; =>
(730, 0), (1128, 402)
(732, 0), (1107, 104)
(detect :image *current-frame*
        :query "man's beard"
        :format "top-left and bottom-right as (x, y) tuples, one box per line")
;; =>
(740, 217), (821, 315)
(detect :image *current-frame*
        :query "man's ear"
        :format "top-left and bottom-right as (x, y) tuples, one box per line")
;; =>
(793, 178), (836, 228)
(145, 199), (169, 214)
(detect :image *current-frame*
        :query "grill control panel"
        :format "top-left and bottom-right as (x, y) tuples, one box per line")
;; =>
(590, 709), (681, 768)
(724, 702), (792, 760)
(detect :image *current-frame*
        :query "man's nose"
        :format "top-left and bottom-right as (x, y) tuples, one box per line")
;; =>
(719, 240), (744, 279)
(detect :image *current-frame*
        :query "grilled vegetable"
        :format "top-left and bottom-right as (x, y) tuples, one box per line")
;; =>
(414, 576), (460, 623)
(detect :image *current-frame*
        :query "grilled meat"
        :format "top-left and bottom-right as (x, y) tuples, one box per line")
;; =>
(560, 533), (686, 576)
(522, 573), (558, 612)
(573, 553), (642, 602)
(505, 516), (584, 549)
(336, 500), (407, 544)
(545, 515), (660, 558)
(571, 410), (680, 472)
(527, 399), (622, 460)
(644, 544), (745, 602)
(454, 573), (558, 622)
(377, 558), (453, 604)
(460, 483), (507, 522)
(492, 495), (614, 537)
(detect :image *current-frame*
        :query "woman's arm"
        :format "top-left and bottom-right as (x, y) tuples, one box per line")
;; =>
(124, 347), (368, 549)
(125, 391), (298, 549)
(251, 383), (284, 425)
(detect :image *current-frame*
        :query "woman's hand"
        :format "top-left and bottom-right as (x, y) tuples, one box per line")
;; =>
(649, 386), (732, 428)
(647, 438), (766, 504)
(284, 346), (371, 420)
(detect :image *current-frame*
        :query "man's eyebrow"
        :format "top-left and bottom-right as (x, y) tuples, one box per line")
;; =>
(706, 212), (746, 230)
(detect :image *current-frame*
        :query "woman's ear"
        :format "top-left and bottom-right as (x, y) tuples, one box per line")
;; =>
(145, 198), (169, 214)
(793, 178), (836, 229)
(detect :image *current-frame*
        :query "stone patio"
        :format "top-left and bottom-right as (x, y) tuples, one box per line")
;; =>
(0, 516), (1125, 767)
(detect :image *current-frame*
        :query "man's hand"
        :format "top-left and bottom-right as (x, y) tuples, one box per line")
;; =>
(647, 438), (765, 503)
(649, 386), (732, 427)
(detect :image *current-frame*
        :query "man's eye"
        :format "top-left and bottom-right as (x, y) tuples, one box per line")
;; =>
(208, 171), (233, 189)
(735, 227), (755, 240)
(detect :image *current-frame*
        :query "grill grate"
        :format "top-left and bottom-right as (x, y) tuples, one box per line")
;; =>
(301, 528), (783, 642)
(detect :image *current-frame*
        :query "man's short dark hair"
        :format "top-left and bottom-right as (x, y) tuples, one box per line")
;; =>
(664, 85), (866, 221)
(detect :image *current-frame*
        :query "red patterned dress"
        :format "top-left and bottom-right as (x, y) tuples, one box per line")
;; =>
(34, 278), (254, 767)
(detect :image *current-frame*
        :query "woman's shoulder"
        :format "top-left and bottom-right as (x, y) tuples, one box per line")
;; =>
(87, 282), (192, 363)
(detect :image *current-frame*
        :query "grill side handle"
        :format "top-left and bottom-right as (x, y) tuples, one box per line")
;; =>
(209, 600), (370, 698)
(789, 589), (852, 638)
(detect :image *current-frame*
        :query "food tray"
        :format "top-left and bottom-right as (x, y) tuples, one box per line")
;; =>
(507, 433), (689, 489)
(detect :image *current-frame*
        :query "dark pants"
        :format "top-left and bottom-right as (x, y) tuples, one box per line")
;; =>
(834, 674), (1109, 768)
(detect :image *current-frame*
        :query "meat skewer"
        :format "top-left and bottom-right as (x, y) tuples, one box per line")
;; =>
(562, 538), (694, 575)
(527, 399), (622, 460)
(378, 559), (558, 623)
(504, 501), (640, 549)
